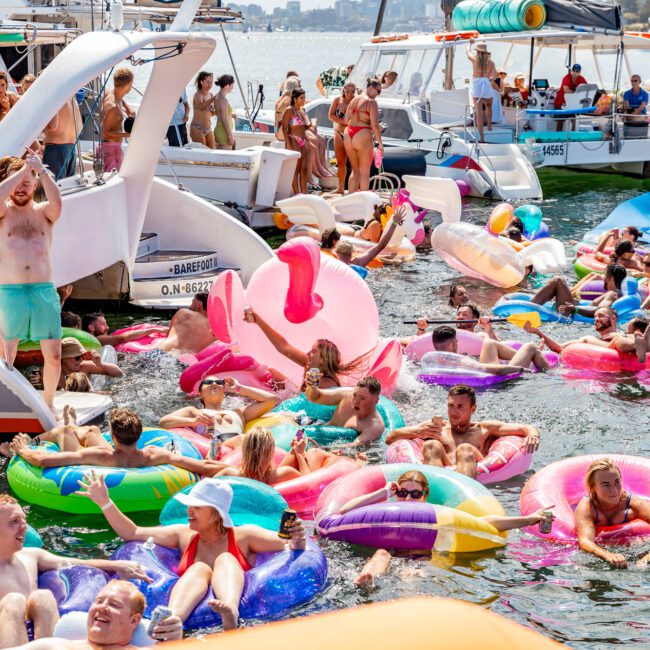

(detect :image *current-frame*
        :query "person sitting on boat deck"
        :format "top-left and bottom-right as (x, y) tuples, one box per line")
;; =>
(0, 494), (151, 648)
(213, 74), (236, 150)
(385, 383), (541, 480)
(508, 73), (528, 105)
(190, 70), (216, 149)
(57, 337), (123, 390)
(448, 284), (471, 308)
(414, 303), (499, 341)
(215, 426), (351, 484)
(43, 93), (83, 180)
(275, 75), (300, 141)
(280, 70), (300, 96)
(9, 407), (222, 477)
(166, 90), (190, 147)
(305, 374), (385, 446)
(243, 307), (367, 390)
(528, 262), (626, 318)
(494, 68), (510, 103)
(82, 311), (168, 347)
(328, 82), (356, 194)
(594, 240), (644, 274)
(575, 458), (650, 570)
(345, 469), (552, 589)
(77, 476), (307, 630)
(524, 307), (650, 362)
(335, 206), (405, 268)
(432, 325), (550, 373)
(0, 154), (63, 413)
(381, 70), (398, 91)
(99, 68), (135, 172)
(622, 74), (648, 124)
(159, 375), (277, 454)
(596, 225), (641, 250)
(466, 41), (497, 142)
(61, 310), (82, 329)
(0, 71), (19, 123)
(15, 580), (183, 649)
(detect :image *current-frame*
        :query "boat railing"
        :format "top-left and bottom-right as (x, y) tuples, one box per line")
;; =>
(461, 103), (500, 186)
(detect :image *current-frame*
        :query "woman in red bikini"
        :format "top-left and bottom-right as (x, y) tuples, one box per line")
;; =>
(328, 82), (355, 193)
(344, 79), (383, 193)
(282, 88), (313, 194)
(78, 474), (306, 630)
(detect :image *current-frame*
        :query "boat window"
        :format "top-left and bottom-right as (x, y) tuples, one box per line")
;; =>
(306, 103), (333, 129)
(396, 49), (427, 97)
(348, 50), (374, 88)
(378, 107), (413, 140)
(375, 49), (407, 92)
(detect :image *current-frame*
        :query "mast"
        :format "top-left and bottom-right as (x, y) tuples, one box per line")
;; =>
(374, 0), (388, 36)
(444, 4), (453, 90)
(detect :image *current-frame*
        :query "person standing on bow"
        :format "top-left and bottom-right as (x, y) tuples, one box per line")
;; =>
(466, 42), (497, 143)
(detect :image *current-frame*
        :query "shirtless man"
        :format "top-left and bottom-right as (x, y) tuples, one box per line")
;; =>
(0, 154), (62, 411)
(431, 325), (549, 373)
(100, 68), (135, 173)
(155, 292), (215, 354)
(12, 580), (182, 649)
(10, 407), (221, 476)
(43, 96), (82, 180)
(82, 311), (168, 347)
(385, 384), (541, 479)
(305, 375), (385, 446)
(0, 495), (150, 648)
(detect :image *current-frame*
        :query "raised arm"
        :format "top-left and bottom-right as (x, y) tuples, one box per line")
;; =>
(523, 322), (565, 353)
(245, 308), (308, 367)
(0, 161), (32, 211)
(575, 497), (627, 568)
(81, 351), (123, 378)
(224, 378), (277, 422)
(352, 207), (404, 268)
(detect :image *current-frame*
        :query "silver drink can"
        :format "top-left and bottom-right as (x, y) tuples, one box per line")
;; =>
(539, 510), (553, 534)
(147, 605), (172, 637)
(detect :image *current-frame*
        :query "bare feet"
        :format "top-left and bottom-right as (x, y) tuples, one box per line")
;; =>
(62, 404), (77, 426)
(0, 441), (13, 458)
(207, 599), (239, 631)
(634, 331), (648, 364)
(354, 452), (368, 466)
(354, 570), (375, 589)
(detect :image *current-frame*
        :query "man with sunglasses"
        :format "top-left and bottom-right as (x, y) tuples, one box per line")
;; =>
(57, 337), (123, 390)
(385, 384), (541, 479)
(623, 75), (648, 124)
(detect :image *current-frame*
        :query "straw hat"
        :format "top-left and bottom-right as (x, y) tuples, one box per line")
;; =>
(476, 43), (488, 52)
(61, 337), (87, 359)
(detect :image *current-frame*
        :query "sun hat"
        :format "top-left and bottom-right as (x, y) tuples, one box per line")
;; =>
(174, 479), (234, 527)
(476, 43), (488, 51)
(61, 337), (87, 359)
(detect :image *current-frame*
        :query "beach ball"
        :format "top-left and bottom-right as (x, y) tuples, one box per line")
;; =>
(515, 204), (543, 236)
(486, 202), (513, 236)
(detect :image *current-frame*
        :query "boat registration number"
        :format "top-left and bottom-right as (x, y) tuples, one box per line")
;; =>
(541, 144), (565, 157)
(161, 280), (214, 296)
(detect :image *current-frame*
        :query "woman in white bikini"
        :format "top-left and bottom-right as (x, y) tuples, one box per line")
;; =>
(466, 42), (497, 143)
(158, 376), (276, 454)
(190, 71), (216, 149)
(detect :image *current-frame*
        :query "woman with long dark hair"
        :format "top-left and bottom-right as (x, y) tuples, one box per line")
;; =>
(190, 71), (216, 149)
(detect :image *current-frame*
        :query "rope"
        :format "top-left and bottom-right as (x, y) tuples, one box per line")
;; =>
(128, 43), (184, 66)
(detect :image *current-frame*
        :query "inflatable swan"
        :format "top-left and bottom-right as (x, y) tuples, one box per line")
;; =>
(424, 179), (566, 288)
(201, 237), (402, 394)
(279, 193), (420, 262)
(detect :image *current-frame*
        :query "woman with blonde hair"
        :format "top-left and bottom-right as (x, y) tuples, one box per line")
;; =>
(466, 41), (497, 142)
(575, 458), (650, 568)
(328, 82), (355, 193)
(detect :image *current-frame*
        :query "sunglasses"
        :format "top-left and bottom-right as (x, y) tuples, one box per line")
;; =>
(74, 355), (83, 361)
(200, 378), (225, 387)
(396, 488), (426, 499)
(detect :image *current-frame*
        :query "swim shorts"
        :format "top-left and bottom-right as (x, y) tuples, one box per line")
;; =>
(0, 282), (62, 341)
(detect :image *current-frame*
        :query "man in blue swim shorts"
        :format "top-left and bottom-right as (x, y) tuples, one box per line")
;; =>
(0, 153), (63, 411)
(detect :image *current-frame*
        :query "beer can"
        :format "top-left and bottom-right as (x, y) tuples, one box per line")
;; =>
(539, 510), (553, 534)
(307, 367), (320, 384)
(147, 605), (172, 637)
(278, 508), (297, 539)
(209, 436), (221, 460)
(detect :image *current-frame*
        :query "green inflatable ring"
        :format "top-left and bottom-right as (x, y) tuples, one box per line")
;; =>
(15, 328), (101, 368)
(7, 428), (202, 514)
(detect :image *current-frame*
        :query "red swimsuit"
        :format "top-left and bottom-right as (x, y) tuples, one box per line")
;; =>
(177, 529), (253, 577)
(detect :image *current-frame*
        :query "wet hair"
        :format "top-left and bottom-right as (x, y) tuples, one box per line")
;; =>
(307, 339), (367, 384)
(431, 325), (457, 348)
(240, 427), (276, 485)
(585, 458), (624, 502)
(457, 302), (481, 320)
(290, 88), (305, 106)
(610, 239), (635, 261)
(104, 580), (146, 615)
(507, 227), (523, 242)
(0, 493), (19, 508)
(448, 383), (477, 406)
(628, 317), (648, 334)
(65, 372), (92, 392)
(82, 311), (104, 333)
(194, 292), (208, 310)
(448, 285), (467, 307)
(397, 470), (429, 494)
(320, 228), (341, 250)
(623, 226), (641, 241)
(61, 311), (82, 328)
(357, 375), (381, 396)
(216, 74), (234, 88)
(113, 67), (134, 88)
(109, 408), (143, 446)
(603, 263), (626, 289)
(195, 70), (213, 91)
(371, 202), (389, 224)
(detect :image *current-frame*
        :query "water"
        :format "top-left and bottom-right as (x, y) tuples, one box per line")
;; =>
(9, 33), (650, 649)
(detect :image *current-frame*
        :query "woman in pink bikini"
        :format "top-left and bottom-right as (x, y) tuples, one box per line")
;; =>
(190, 71), (216, 149)
(78, 476), (306, 630)
(282, 88), (313, 193)
(344, 79), (383, 192)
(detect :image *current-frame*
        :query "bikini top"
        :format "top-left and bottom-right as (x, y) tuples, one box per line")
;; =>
(289, 109), (305, 127)
(335, 107), (346, 119)
(177, 529), (253, 577)
(200, 409), (245, 437)
(591, 493), (632, 526)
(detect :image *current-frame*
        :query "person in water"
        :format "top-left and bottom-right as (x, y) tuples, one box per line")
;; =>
(305, 375), (385, 446)
(466, 42), (497, 142)
(594, 239), (644, 274)
(386, 384), (541, 479)
(529, 263), (627, 318)
(77, 477), (306, 630)
(320, 227), (342, 254)
(190, 71), (216, 149)
(415, 303), (499, 341)
(344, 79), (383, 193)
(157, 292), (216, 355)
(343, 470), (552, 588)
(213, 74), (236, 150)
(15, 580), (183, 648)
(431, 325), (550, 373)
(448, 284), (470, 308)
(57, 337), (123, 390)
(82, 311), (168, 347)
(159, 376), (277, 453)
(575, 458), (650, 569)
(0, 494), (150, 648)
(328, 82), (355, 193)
(243, 307), (367, 389)
(596, 225), (641, 250)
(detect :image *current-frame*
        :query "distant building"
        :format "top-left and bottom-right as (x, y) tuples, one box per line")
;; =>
(287, 0), (301, 16)
(247, 3), (264, 17)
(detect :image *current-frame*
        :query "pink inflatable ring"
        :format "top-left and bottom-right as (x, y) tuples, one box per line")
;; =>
(520, 454), (650, 545)
(561, 343), (650, 373)
(386, 435), (532, 485)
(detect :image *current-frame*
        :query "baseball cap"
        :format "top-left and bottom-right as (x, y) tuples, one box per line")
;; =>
(61, 337), (87, 359)
(571, 63), (582, 72)
(174, 479), (234, 527)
